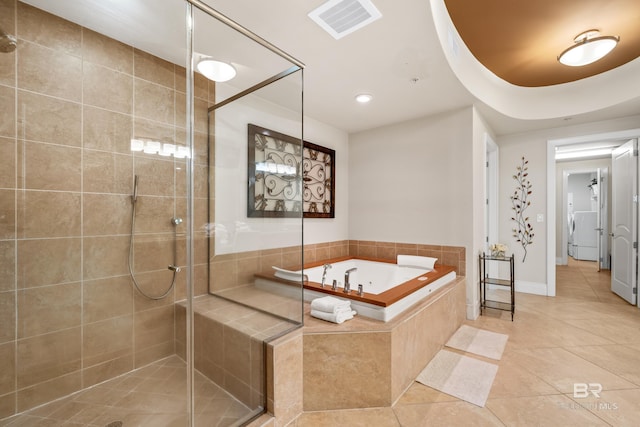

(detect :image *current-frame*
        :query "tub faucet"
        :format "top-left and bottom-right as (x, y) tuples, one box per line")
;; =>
(344, 267), (357, 293)
(321, 264), (332, 287)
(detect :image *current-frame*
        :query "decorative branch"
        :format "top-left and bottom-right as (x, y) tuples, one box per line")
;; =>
(510, 156), (534, 262)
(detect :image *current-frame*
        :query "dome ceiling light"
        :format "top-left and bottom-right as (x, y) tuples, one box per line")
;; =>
(196, 57), (236, 82)
(557, 29), (619, 67)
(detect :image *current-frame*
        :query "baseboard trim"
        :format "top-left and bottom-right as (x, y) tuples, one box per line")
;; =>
(515, 280), (547, 296)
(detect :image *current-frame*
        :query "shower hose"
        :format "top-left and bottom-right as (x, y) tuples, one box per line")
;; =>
(127, 175), (180, 300)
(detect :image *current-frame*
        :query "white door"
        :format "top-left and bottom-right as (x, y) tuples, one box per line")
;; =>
(598, 168), (610, 270)
(596, 168), (602, 271)
(611, 139), (637, 304)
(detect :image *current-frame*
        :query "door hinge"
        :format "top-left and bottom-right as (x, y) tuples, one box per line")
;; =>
(486, 161), (489, 167)
(634, 148), (638, 157)
(634, 195), (639, 203)
(633, 287), (638, 295)
(634, 242), (638, 250)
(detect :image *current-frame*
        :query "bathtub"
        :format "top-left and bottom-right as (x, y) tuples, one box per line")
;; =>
(258, 257), (456, 322)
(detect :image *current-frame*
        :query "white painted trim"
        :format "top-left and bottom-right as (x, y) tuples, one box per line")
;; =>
(547, 128), (640, 298)
(485, 133), (499, 279)
(515, 280), (548, 295)
(467, 301), (480, 320)
(556, 257), (563, 264)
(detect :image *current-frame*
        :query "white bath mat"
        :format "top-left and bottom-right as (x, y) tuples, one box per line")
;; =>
(445, 325), (508, 360)
(416, 349), (498, 407)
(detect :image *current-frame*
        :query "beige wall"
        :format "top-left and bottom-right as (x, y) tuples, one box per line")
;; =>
(348, 107), (475, 316)
(0, 1), (209, 418)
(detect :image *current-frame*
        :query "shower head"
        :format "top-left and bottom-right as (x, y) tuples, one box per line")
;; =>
(0, 28), (17, 53)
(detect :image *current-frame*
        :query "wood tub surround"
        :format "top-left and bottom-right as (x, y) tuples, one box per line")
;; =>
(256, 256), (456, 308)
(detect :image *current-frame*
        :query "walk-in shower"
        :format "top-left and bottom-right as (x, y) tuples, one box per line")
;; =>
(1, 0), (303, 426)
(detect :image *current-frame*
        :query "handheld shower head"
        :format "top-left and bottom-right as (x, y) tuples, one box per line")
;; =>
(131, 175), (139, 204)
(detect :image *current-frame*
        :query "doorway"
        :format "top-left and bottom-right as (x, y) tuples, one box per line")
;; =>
(547, 129), (640, 302)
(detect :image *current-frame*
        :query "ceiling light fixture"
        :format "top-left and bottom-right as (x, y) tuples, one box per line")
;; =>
(557, 29), (619, 67)
(196, 57), (236, 82)
(355, 93), (373, 103)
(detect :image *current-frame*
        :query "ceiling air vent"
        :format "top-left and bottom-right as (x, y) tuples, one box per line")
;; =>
(308, 0), (382, 40)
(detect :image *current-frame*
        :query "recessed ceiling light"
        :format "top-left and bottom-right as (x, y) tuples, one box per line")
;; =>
(196, 57), (236, 82)
(558, 29), (619, 67)
(355, 93), (373, 103)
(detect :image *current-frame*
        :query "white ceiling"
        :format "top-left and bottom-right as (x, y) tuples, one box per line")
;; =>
(21, 0), (640, 136)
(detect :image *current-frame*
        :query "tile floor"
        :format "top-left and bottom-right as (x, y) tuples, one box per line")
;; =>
(0, 356), (255, 427)
(4, 259), (640, 426)
(294, 259), (640, 426)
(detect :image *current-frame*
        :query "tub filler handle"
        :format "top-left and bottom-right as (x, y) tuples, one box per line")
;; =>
(331, 279), (338, 291)
(357, 284), (363, 296)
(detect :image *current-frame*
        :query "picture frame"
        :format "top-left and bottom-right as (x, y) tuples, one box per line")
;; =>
(248, 124), (335, 218)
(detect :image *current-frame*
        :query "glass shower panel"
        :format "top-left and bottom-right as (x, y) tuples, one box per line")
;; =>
(189, 3), (304, 425)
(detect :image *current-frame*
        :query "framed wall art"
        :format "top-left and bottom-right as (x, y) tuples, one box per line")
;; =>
(248, 124), (335, 218)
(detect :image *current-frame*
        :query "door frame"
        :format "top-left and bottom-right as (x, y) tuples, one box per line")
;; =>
(547, 128), (640, 298)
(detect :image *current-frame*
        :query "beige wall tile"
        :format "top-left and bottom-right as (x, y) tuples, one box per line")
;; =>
(83, 236), (129, 280)
(82, 28), (133, 74)
(303, 331), (392, 410)
(0, 0), (15, 43)
(0, 85), (16, 138)
(0, 392), (15, 420)
(223, 326), (252, 384)
(194, 98), (208, 134)
(134, 78), (174, 125)
(134, 49), (174, 88)
(0, 240), (15, 292)
(0, 49), (15, 87)
(17, 282), (81, 338)
(23, 142), (81, 191)
(17, 90), (81, 147)
(83, 193), (131, 236)
(83, 62), (132, 114)
(18, 190), (81, 238)
(17, 327), (81, 388)
(132, 195), (175, 234)
(0, 189), (15, 239)
(0, 341), (15, 396)
(17, 2), (81, 55)
(133, 117), (174, 145)
(0, 137), (15, 188)
(132, 270), (176, 312)
(132, 233), (173, 272)
(83, 106), (133, 153)
(83, 276), (133, 324)
(134, 305), (174, 352)
(210, 259), (237, 291)
(17, 372), (81, 413)
(17, 238), (81, 288)
(17, 41), (82, 102)
(0, 291), (15, 344)
(133, 156), (175, 197)
(83, 315), (133, 367)
(83, 150), (133, 194)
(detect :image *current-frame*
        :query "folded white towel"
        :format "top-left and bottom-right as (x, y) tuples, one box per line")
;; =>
(397, 255), (437, 269)
(311, 309), (357, 324)
(310, 296), (351, 314)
